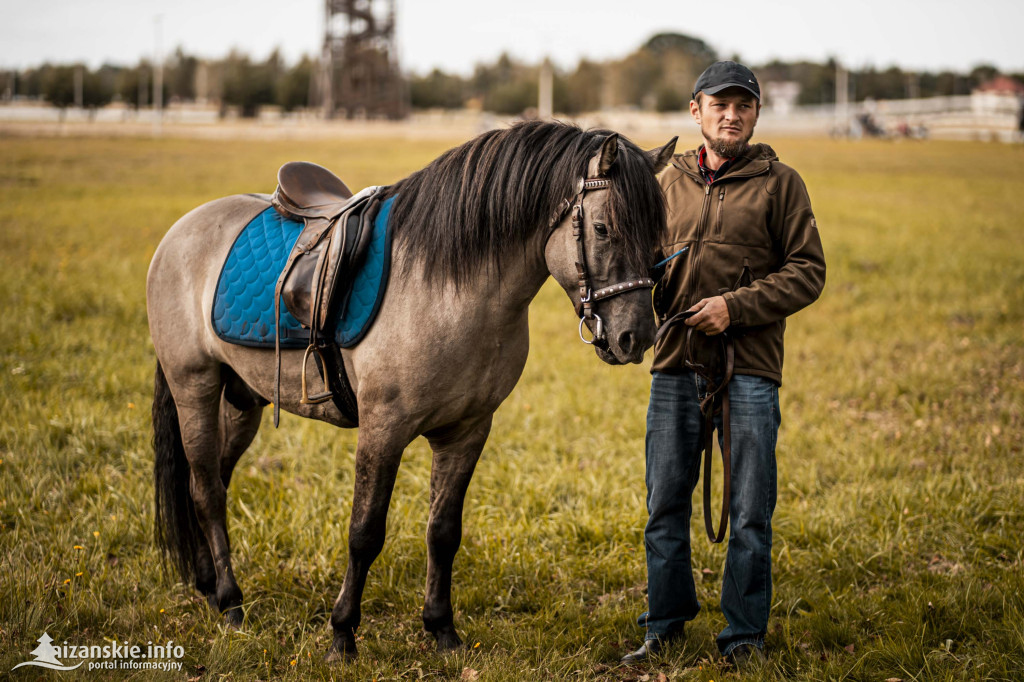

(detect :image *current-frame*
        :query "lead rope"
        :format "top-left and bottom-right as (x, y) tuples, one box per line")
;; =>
(697, 330), (734, 543)
(661, 323), (733, 544)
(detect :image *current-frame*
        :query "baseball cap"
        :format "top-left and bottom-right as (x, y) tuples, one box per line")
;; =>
(692, 61), (760, 101)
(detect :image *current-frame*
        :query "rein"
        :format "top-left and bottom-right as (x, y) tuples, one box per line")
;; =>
(656, 315), (735, 544)
(566, 177), (655, 345)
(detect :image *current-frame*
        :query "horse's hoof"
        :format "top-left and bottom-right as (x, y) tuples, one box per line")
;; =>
(433, 628), (463, 652)
(223, 606), (244, 629)
(326, 633), (358, 662)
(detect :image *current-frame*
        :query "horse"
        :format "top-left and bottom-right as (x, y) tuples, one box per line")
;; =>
(147, 120), (676, 659)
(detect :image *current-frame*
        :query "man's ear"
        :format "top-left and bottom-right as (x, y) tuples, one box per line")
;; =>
(597, 133), (619, 176)
(690, 98), (702, 125)
(646, 137), (678, 174)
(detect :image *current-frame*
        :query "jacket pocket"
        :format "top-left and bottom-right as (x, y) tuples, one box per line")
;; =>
(731, 256), (754, 290)
(713, 187), (725, 237)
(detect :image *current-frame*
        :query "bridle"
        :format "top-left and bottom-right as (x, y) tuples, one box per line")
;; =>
(563, 177), (655, 345)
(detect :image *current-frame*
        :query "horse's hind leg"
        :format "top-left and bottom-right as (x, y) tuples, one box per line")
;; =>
(194, 370), (266, 607)
(421, 416), (492, 650)
(328, 423), (413, 660)
(172, 367), (248, 626)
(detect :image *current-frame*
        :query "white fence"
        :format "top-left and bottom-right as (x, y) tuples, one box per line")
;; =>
(1, 95), (1020, 142)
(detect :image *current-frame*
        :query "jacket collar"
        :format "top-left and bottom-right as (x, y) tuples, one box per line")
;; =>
(675, 143), (778, 181)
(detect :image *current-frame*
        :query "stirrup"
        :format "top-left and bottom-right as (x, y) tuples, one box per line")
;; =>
(299, 345), (333, 405)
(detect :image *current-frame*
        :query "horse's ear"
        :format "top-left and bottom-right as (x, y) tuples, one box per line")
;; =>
(597, 133), (619, 176)
(647, 136), (678, 174)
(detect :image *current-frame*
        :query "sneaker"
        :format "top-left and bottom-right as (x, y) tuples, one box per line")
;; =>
(726, 642), (766, 670)
(620, 629), (684, 664)
(619, 638), (663, 664)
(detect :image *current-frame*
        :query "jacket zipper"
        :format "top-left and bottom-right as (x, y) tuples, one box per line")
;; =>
(678, 159), (771, 307)
(714, 187), (725, 236)
(689, 182), (713, 306)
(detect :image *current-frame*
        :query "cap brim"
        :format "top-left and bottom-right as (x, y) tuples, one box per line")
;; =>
(698, 82), (760, 100)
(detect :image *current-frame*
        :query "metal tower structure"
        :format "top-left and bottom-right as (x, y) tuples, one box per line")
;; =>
(318, 0), (406, 119)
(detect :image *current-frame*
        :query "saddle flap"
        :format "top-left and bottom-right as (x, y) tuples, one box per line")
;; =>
(280, 186), (382, 332)
(281, 248), (319, 328)
(316, 191), (382, 329)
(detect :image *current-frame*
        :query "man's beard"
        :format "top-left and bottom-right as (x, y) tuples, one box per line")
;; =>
(703, 123), (755, 158)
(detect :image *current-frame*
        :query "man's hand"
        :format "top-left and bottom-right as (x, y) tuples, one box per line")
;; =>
(684, 296), (731, 335)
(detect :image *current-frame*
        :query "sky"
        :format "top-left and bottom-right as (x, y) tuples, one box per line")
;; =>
(0, 0), (1021, 75)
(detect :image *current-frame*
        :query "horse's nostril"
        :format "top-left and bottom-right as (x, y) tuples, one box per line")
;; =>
(618, 330), (634, 355)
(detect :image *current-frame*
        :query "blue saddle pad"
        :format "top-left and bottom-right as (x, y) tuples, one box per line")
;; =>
(212, 196), (395, 349)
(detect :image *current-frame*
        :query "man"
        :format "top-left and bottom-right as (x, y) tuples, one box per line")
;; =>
(621, 61), (826, 668)
(1018, 94), (1024, 143)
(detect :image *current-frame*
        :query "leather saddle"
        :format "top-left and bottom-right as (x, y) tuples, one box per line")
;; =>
(270, 161), (382, 427)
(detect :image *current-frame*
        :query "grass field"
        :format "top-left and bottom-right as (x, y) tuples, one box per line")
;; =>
(1, 130), (1023, 681)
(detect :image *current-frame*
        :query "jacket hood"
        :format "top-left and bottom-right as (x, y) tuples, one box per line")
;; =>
(744, 143), (779, 162)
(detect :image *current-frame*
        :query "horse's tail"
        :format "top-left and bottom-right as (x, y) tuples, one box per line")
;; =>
(152, 360), (200, 583)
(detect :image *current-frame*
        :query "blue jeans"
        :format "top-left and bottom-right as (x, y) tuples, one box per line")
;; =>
(642, 371), (779, 655)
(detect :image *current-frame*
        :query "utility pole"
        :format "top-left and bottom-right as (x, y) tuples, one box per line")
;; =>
(538, 57), (553, 120)
(906, 72), (920, 100)
(318, 0), (333, 118)
(153, 15), (163, 135)
(138, 69), (148, 109)
(835, 61), (849, 135)
(74, 66), (83, 108)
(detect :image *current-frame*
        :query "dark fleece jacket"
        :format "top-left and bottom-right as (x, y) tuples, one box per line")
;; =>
(652, 143), (826, 384)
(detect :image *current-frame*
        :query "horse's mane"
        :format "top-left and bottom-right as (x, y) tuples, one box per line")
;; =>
(382, 120), (666, 287)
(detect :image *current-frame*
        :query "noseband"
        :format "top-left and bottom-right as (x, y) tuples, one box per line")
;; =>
(567, 177), (655, 345)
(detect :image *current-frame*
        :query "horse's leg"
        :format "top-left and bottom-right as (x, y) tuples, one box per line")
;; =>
(328, 424), (411, 659)
(217, 396), (263, 486)
(174, 368), (247, 627)
(422, 416), (492, 650)
(193, 375), (265, 608)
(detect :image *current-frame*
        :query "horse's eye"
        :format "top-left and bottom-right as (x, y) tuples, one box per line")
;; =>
(593, 222), (609, 238)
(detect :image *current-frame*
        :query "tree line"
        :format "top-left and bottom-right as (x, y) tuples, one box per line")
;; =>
(1, 48), (314, 116)
(1, 33), (1017, 116)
